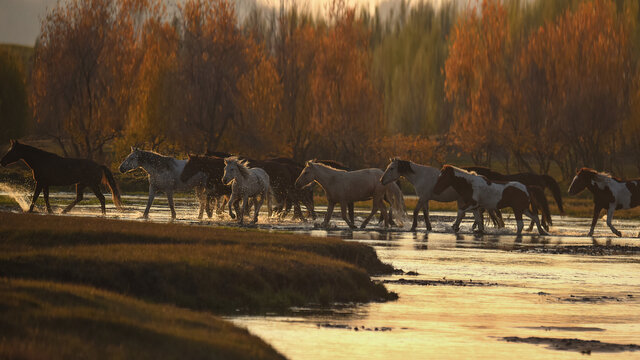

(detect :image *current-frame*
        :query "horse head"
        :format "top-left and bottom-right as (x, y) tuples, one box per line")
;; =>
(222, 157), (239, 185)
(1, 140), (21, 167)
(433, 165), (456, 195)
(568, 168), (593, 195)
(119, 147), (141, 173)
(179, 154), (199, 182)
(295, 161), (316, 189)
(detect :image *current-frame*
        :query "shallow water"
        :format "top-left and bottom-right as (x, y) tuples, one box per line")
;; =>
(2, 190), (640, 358)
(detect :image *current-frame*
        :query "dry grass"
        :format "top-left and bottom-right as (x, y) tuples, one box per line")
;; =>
(0, 212), (395, 314)
(0, 278), (284, 360)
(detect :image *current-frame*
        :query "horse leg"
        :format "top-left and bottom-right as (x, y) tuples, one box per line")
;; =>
(422, 202), (432, 231)
(523, 209), (549, 235)
(28, 182), (43, 213)
(167, 192), (176, 220)
(253, 195), (264, 224)
(452, 201), (466, 232)
(322, 201), (336, 228)
(587, 205), (602, 236)
(360, 198), (381, 229)
(340, 202), (356, 229)
(62, 184), (84, 214)
(606, 204), (622, 237)
(239, 195), (248, 225)
(143, 186), (156, 219)
(472, 208), (484, 231)
(90, 184), (106, 215)
(43, 186), (52, 214)
(514, 209), (524, 236)
(206, 193), (213, 218)
(228, 192), (237, 219)
(410, 198), (425, 231)
(293, 199), (306, 222)
(379, 199), (390, 228)
(196, 188), (204, 220)
(348, 203), (355, 225)
(473, 209), (485, 234)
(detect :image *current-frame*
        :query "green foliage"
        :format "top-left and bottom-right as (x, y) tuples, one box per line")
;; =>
(372, 2), (456, 135)
(0, 50), (29, 144)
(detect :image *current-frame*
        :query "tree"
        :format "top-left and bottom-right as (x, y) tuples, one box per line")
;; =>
(0, 51), (29, 145)
(31, 0), (144, 160)
(445, 0), (513, 165)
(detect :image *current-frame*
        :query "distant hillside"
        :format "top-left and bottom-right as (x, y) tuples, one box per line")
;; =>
(0, 44), (34, 78)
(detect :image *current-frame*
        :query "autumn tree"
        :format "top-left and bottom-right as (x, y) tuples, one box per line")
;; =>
(445, 0), (513, 166)
(31, 0), (145, 160)
(528, 0), (633, 174)
(166, 0), (248, 154)
(273, 5), (319, 161)
(310, 0), (382, 166)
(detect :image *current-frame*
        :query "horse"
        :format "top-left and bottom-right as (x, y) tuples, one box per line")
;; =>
(270, 157), (316, 220)
(568, 168), (640, 237)
(223, 157), (271, 224)
(0, 140), (123, 214)
(241, 157), (300, 219)
(433, 165), (550, 236)
(180, 154), (233, 217)
(464, 166), (561, 229)
(295, 161), (401, 229)
(381, 158), (497, 232)
(317, 159), (404, 226)
(119, 147), (209, 220)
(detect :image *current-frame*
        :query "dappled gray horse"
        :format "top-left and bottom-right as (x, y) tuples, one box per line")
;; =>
(223, 157), (271, 225)
(119, 147), (208, 220)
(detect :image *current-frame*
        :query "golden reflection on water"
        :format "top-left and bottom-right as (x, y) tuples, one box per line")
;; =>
(231, 234), (640, 360)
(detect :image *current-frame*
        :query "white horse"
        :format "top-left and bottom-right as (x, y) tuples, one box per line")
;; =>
(381, 158), (472, 231)
(119, 147), (209, 220)
(223, 157), (271, 224)
(295, 161), (402, 229)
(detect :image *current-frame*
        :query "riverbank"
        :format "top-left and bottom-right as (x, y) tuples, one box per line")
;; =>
(0, 211), (396, 358)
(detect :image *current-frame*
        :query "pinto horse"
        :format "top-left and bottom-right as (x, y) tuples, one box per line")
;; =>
(381, 158), (501, 232)
(568, 168), (640, 237)
(0, 140), (123, 214)
(433, 165), (550, 236)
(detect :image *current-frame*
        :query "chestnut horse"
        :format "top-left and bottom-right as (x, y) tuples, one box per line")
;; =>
(433, 165), (550, 236)
(568, 168), (640, 237)
(0, 140), (123, 214)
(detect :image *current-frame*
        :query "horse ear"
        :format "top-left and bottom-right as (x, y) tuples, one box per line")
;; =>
(10, 139), (15, 146)
(130, 146), (135, 152)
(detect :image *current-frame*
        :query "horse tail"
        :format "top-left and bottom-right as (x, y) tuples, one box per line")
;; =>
(528, 185), (551, 227)
(541, 174), (564, 213)
(388, 183), (406, 221)
(101, 165), (124, 211)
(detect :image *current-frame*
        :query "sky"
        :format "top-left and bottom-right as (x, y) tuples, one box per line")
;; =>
(0, 0), (446, 47)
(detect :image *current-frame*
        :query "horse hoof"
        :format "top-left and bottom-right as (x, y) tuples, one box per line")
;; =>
(587, 231), (594, 237)
(614, 231), (622, 237)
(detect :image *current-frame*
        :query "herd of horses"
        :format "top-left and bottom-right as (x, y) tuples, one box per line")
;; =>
(2, 139), (639, 237)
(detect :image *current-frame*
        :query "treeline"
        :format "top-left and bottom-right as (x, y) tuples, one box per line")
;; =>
(3, 0), (640, 178)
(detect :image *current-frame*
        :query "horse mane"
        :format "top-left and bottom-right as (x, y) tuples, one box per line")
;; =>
(226, 156), (251, 178)
(15, 142), (61, 159)
(393, 158), (414, 174)
(136, 149), (176, 172)
(312, 160), (348, 172)
(317, 159), (351, 171)
(444, 164), (477, 176)
(580, 167), (622, 182)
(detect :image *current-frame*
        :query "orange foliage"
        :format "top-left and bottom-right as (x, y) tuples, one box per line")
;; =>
(374, 134), (442, 167)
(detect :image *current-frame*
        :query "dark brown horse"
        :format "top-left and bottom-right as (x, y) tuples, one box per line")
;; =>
(568, 168), (640, 237)
(180, 154), (233, 217)
(0, 140), (123, 214)
(270, 157), (316, 220)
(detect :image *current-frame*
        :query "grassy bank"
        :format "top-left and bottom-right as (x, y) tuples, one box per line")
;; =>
(0, 278), (284, 360)
(0, 212), (395, 314)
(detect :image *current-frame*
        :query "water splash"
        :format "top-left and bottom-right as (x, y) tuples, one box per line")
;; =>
(0, 182), (31, 211)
